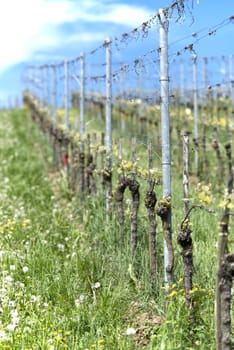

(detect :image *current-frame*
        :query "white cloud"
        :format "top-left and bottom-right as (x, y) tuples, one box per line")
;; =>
(67, 2), (153, 27)
(0, 0), (153, 73)
(67, 32), (108, 44)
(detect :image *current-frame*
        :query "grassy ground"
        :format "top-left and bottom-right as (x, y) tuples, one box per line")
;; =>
(0, 108), (233, 349)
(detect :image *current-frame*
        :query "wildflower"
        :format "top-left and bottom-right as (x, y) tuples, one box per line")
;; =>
(163, 285), (171, 291)
(93, 282), (101, 289)
(9, 265), (16, 271)
(57, 243), (65, 252)
(167, 290), (177, 298)
(23, 326), (31, 333)
(55, 334), (63, 342)
(11, 309), (19, 326)
(31, 295), (37, 303)
(125, 327), (136, 335)
(8, 300), (15, 308)
(6, 323), (17, 332)
(48, 345), (55, 350)
(4, 276), (13, 283)
(189, 287), (198, 294)
(0, 330), (8, 341)
(22, 266), (29, 273)
(75, 294), (85, 307)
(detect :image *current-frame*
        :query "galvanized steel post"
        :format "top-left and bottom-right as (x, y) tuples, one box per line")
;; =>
(105, 38), (112, 213)
(192, 54), (199, 176)
(159, 8), (172, 286)
(46, 65), (50, 108)
(202, 57), (208, 104)
(80, 53), (85, 145)
(64, 60), (69, 130)
(52, 65), (57, 121)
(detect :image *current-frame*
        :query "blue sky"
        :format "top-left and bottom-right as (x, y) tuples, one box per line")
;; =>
(0, 0), (233, 107)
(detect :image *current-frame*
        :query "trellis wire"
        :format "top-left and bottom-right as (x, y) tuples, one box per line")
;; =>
(23, 2), (234, 300)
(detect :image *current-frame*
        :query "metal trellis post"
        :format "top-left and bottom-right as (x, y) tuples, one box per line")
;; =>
(105, 38), (112, 214)
(159, 8), (172, 286)
(64, 60), (69, 130)
(202, 57), (208, 105)
(80, 53), (85, 146)
(192, 54), (199, 176)
(52, 65), (57, 121)
(46, 65), (50, 108)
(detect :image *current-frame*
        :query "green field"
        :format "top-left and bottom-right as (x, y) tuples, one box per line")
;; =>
(0, 105), (233, 349)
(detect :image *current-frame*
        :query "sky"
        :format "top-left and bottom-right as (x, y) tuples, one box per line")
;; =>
(0, 0), (233, 107)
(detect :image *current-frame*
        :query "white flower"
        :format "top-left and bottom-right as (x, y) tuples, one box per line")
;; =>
(6, 324), (17, 332)
(57, 243), (65, 252)
(22, 266), (29, 273)
(125, 327), (136, 335)
(93, 282), (101, 289)
(8, 300), (15, 308)
(75, 294), (85, 307)
(4, 275), (13, 283)
(0, 330), (8, 341)
(10, 265), (16, 271)
(0, 287), (7, 294)
(23, 326), (31, 333)
(31, 295), (37, 303)
(11, 309), (19, 325)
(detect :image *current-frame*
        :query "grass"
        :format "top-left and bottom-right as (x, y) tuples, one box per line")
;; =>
(0, 104), (233, 349)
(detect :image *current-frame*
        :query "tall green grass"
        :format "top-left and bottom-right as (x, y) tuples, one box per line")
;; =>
(0, 108), (233, 349)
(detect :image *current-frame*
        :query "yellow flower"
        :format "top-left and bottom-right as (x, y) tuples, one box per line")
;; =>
(167, 290), (177, 298)
(189, 287), (198, 294)
(55, 335), (63, 342)
(163, 285), (171, 291)
(218, 117), (226, 127)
